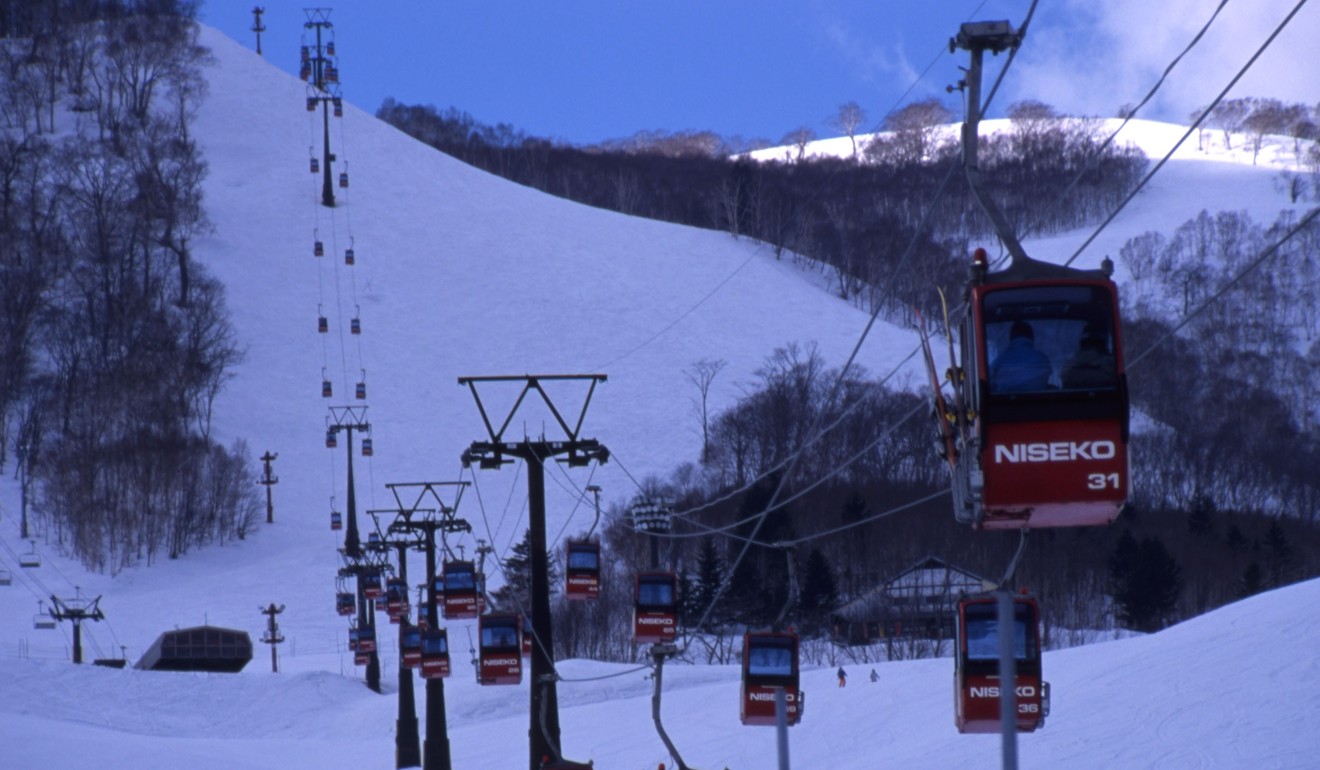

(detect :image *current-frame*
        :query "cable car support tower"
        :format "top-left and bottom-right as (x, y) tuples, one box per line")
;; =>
(329, 404), (379, 691)
(459, 374), (609, 770)
(384, 481), (472, 770)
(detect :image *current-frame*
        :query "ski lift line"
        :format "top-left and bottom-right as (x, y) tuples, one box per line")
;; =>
(0, 537), (56, 604)
(1126, 205), (1320, 371)
(1018, 0), (1233, 249)
(1063, 0), (1311, 270)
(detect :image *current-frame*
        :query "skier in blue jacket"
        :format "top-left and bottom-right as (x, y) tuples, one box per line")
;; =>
(990, 321), (1052, 392)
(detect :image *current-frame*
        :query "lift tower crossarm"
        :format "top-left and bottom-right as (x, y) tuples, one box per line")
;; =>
(952, 20), (1031, 268)
(458, 374), (607, 444)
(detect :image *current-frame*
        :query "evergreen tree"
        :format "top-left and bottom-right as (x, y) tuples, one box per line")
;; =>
(1108, 532), (1183, 632)
(798, 547), (839, 631)
(687, 537), (725, 630)
(491, 528), (558, 611)
(1187, 495), (1215, 538)
(1237, 562), (1264, 598)
(1262, 519), (1295, 588)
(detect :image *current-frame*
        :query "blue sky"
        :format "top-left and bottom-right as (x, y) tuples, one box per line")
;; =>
(205, 0), (1318, 146)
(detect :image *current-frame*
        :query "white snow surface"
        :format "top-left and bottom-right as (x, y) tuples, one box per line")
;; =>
(0, 25), (1316, 769)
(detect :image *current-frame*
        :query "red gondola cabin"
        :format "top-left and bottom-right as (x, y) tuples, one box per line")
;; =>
(633, 571), (678, 645)
(940, 251), (1130, 529)
(477, 613), (522, 685)
(419, 628), (451, 679)
(441, 561), (480, 620)
(741, 632), (803, 726)
(564, 540), (601, 600)
(954, 594), (1048, 733)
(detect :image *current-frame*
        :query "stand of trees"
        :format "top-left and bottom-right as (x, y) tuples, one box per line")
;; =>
(378, 98), (1147, 324)
(1, 1), (255, 572)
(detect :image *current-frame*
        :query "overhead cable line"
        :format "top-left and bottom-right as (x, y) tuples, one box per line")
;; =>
(1063, 0), (1310, 268)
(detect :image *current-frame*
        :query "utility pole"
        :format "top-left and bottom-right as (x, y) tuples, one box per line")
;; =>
(259, 603), (285, 673)
(385, 482), (472, 770)
(48, 590), (105, 664)
(250, 6), (266, 55)
(303, 8), (337, 208)
(328, 405), (378, 691)
(459, 374), (609, 770)
(258, 451), (279, 524)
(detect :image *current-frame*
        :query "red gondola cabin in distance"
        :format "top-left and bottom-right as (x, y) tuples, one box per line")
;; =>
(441, 560), (480, 620)
(741, 632), (803, 726)
(954, 594), (1048, 733)
(401, 624), (422, 669)
(360, 569), (384, 600)
(419, 628), (450, 679)
(633, 571), (678, 645)
(384, 577), (409, 622)
(477, 613), (522, 685)
(941, 249), (1130, 529)
(564, 540), (601, 600)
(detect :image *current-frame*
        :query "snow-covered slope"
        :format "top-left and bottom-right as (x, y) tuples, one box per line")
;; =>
(0, 24), (1313, 770)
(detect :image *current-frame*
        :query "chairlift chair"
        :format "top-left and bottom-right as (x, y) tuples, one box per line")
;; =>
(19, 542), (40, 569)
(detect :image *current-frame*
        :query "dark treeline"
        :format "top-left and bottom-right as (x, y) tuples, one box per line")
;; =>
(378, 97), (1147, 323)
(0, 0), (257, 573)
(547, 332), (1320, 663)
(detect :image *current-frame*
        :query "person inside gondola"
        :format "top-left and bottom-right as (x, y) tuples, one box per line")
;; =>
(1062, 328), (1115, 389)
(990, 320), (1052, 392)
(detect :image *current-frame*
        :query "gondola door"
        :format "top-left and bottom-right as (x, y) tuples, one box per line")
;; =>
(633, 571), (678, 644)
(954, 594), (1047, 733)
(477, 613), (522, 685)
(741, 632), (803, 726)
